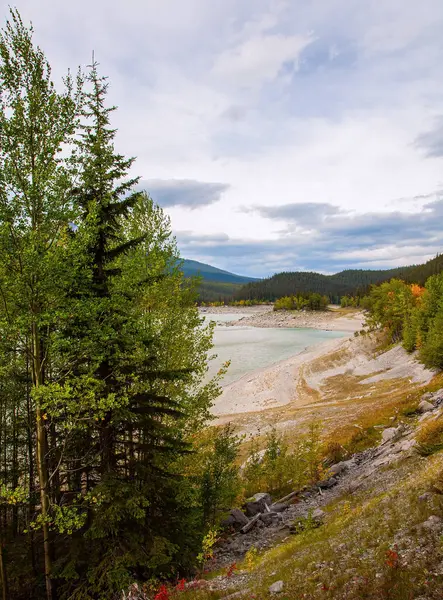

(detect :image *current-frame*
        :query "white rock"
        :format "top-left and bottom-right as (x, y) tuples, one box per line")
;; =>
(418, 400), (434, 413)
(312, 508), (326, 520)
(269, 580), (284, 594)
(381, 428), (397, 443)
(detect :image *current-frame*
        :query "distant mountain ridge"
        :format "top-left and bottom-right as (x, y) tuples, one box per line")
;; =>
(181, 259), (258, 284)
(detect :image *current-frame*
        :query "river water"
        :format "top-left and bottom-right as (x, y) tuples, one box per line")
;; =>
(203, 313), (348, 386)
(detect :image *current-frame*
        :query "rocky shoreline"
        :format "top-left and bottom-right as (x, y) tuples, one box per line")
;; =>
(200, 305), (364, 332)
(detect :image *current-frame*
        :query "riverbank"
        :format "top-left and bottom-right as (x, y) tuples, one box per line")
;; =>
(200, 305), (364, 331)
(213, 332), (435, 436)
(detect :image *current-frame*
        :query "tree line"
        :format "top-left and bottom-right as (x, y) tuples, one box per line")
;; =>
(229, 255), (443, 305)
(274, 293), (329, 311)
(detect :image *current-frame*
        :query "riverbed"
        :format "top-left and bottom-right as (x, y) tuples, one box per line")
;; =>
(203, 313), (348, 387)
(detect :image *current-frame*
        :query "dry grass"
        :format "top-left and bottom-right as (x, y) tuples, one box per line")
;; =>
(416, 417), (443, 456)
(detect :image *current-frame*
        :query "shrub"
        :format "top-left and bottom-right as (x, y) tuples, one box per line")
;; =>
(242, 422), (325, 497)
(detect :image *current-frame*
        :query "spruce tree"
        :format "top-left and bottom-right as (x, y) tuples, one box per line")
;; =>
(59, 62), (192, 596)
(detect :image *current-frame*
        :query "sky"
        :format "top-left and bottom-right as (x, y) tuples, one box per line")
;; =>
(3, 0), (443, 277)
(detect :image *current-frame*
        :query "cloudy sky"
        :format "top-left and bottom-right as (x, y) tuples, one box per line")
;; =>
(5, 1), (443, 276)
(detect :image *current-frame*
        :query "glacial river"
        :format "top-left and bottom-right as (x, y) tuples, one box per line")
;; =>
(203, 313), (348, 386)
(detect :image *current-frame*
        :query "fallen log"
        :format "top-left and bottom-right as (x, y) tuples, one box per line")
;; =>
(240, 513), (261, 534)
(273, 490), (298, 504)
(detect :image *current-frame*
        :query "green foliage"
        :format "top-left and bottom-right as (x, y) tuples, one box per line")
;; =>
(364, 279), (415, 342)
(291, 509), (322, 535)
(0, 12), (223, 599)
(365, 273), (443, 370)
(197, 528), (219, 565)
(235, 254), (443, 304)
(274, 293), (328, 311)
(242, 423), (325, 497)
(198, 425), (241, 527)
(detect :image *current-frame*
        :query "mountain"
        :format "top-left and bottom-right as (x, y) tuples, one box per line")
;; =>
(179, 260), (258, 303)
(181, 259), (258, 284)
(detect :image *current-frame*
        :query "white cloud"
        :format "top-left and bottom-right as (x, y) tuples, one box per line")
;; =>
(2, 0), (443, 274)
(212, 32), (313, 90)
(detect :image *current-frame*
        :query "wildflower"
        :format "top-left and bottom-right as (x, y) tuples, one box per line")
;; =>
(385, 548), (399, 569)
(154, 584), (170, 600)
(226, 562), (237, 578)
(176, 578), (186, 591)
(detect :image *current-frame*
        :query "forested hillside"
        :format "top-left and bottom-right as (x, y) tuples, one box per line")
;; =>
(234, 255), (443, 303)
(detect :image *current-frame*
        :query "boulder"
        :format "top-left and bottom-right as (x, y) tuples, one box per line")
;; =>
(269, 580), (284, 594)
(312, 508), (326, 521)
(244, 492), (272, 517)
(328, 461), (349, 476)
(433, 389), (443, 406)
(221, 508), (249, 531)
(318, 476), (338, 490)
(260, 512), (281, 527)
(381, 425), (404, 444)
(421, 392), (434, 402)
(418, 400), (434, 414)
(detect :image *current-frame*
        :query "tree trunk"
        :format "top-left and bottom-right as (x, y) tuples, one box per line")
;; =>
(32, 323), (55, 600)
(0, 537), (8, 600)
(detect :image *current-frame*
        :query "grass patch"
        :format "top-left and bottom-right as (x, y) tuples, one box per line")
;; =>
(416, 417), (443, 456)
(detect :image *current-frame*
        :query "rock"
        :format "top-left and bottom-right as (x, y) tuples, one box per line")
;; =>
(418, 492), (433, 503)
(381, 427), (397, 443)
(269, 580), (284, 594)
(418, 412), (433, 422)
(433, 389), (443, 406)
(318, 476), (338, 490)
(260, 512), (281, 527)
(381, 425), (404, 444)
(270, 502), (289, 513)
(422, 515), (443, 530)
(418, 399), (434, 413)
(244, 493), (272, 517)
(328, 461), (349, 476)
(312, 508), (326, 521)
(421, 392), (434, 402)
(398, 439), (416, 452)
(221, 509), (249, 531)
